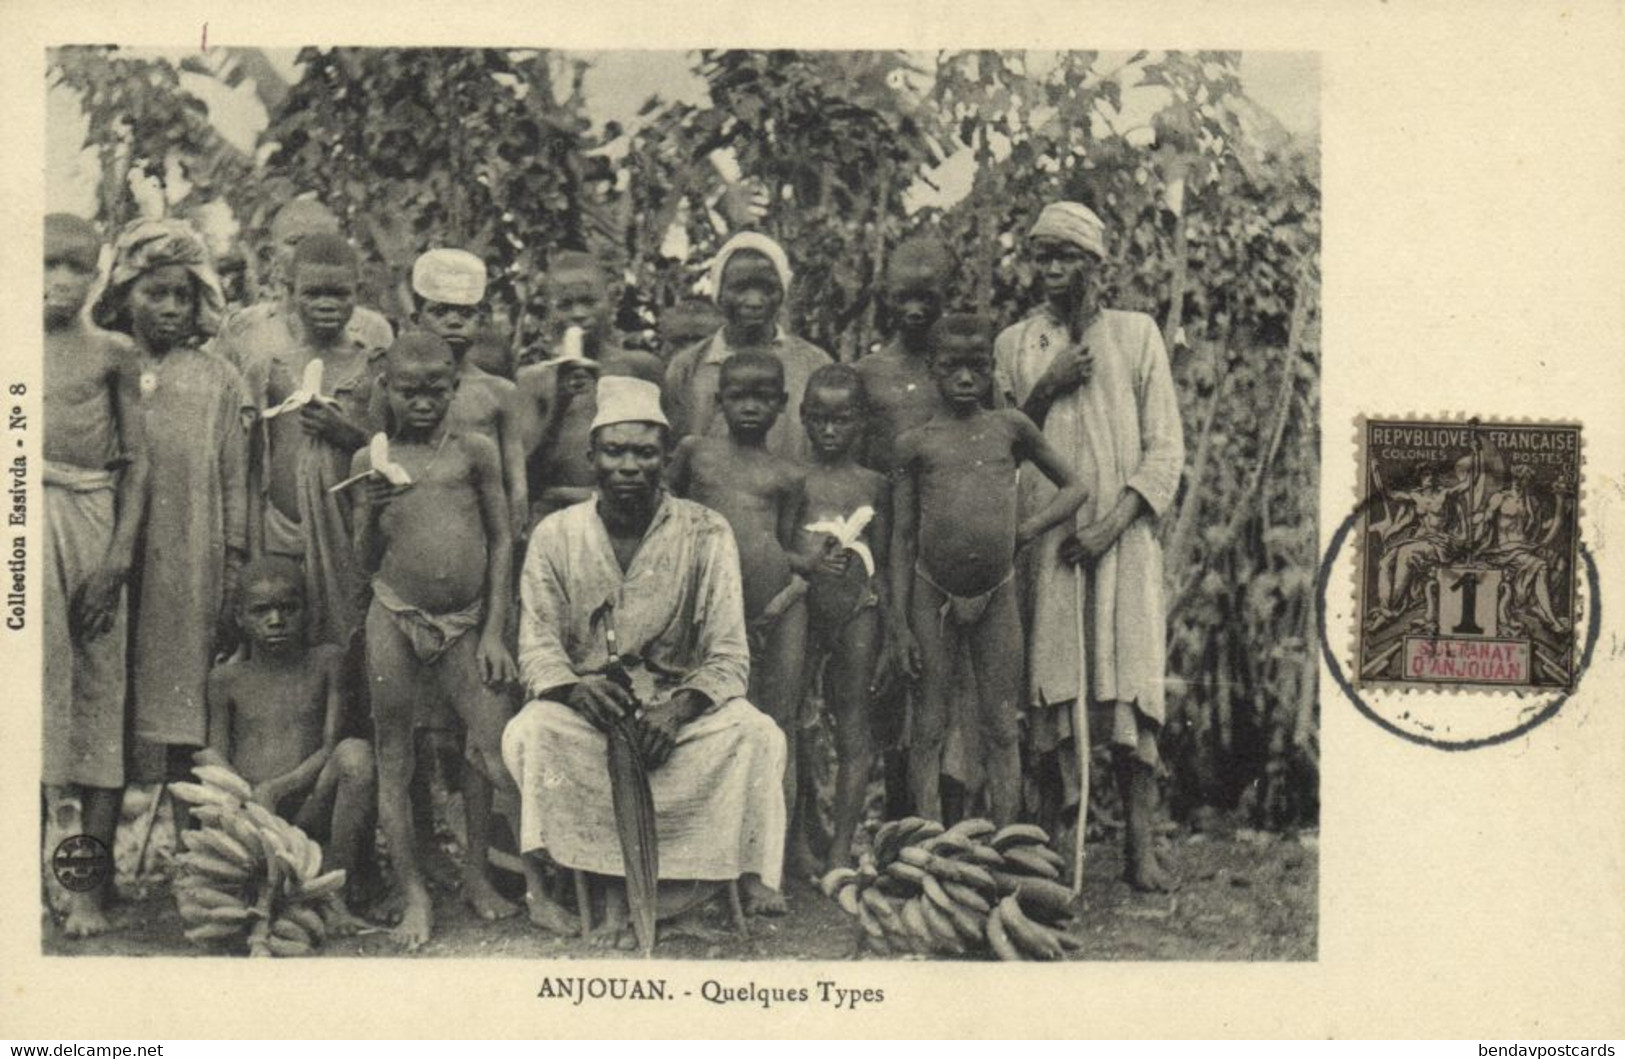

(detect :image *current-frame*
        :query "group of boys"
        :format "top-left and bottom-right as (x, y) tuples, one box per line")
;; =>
(43, 194), (1182, 950)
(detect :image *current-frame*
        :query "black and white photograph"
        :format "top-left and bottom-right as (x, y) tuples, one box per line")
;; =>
(35, 45), (1322, 963)
(4, 0), (1625, 1043)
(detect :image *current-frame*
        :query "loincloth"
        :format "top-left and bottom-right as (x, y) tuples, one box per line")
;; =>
(914, 561), (1015, 631)
(369, 578), (484, 666)
(42, 461), (127, 790)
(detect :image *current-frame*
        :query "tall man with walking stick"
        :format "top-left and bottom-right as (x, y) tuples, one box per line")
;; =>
(995, 201), (1185, 893)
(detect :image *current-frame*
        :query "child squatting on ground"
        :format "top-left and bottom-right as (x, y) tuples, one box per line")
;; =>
(352, 331), (520, 948)
(889, 313), (1089, 828)
(197, 556), (374, 933)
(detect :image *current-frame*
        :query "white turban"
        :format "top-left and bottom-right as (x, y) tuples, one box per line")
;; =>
(707, 232), (792, 302)
(1030, 202), (1107, 259)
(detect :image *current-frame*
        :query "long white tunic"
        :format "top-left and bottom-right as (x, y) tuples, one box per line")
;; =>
(994, 308), (1184, 727)
(502, 493), (786, 886)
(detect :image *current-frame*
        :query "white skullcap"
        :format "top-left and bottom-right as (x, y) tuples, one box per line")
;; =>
(1030, 202), (1107, 259)
(412, 248), (487, 306)
(590, 376), (669, 434)
(707, 231), (792, 302)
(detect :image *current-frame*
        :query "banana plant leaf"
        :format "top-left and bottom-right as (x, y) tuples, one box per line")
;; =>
(607, 712), (658, 957)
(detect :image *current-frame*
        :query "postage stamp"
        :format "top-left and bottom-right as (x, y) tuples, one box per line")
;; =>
(1354, 417), (1582, 693)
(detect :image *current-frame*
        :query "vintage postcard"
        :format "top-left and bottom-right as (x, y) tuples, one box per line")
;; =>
(1, 0), (1622, 1042)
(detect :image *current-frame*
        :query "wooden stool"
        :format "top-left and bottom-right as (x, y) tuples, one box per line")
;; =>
(570, 870), (749, 938)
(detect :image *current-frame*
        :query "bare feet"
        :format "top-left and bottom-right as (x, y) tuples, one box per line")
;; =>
(820, 852), (855, 878)
(463, 867), (519, 921)
(741, 874), (787, 916)
(786, 834), (821, 884)
(419, 842), (464, 894)
(368, 886), (405, 925)
(391, 885), (433, 950)
(586, 923), (638, 951)
(324, 898), (372, 937)
(659, 904), (727, 945)
(1125, 854), (1179, 893)
(586, 885), (630, 949)
(60, 893), (112, 938)
(524, 889), (579, 936)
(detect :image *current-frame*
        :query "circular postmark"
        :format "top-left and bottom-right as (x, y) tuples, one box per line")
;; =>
(50, 834), (112, 893)
(1318, 502), (1601, 750)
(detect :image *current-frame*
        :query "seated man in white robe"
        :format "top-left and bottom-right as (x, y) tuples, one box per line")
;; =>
(502, 376), (788, 945)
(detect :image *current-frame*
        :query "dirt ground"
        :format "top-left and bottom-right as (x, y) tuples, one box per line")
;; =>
(43, 827), (1316, 962)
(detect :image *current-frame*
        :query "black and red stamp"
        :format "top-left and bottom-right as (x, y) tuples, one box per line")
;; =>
(1355, 418), (1581, 693)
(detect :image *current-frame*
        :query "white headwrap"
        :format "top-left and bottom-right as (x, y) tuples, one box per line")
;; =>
(1030, 201), (1108, 259)
(707, 232), (792, 302)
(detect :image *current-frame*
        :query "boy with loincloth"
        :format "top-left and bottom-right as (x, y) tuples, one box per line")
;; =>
(391, 250), (532, 890)
(794, 364), (891, 871)
(351, 332), (520, 947)
(197, 557), (373, 932)
(890, 314), (1088, 826)
(41, 214), (150, 937)
(668, 351), (812, 887)
(90, 219), (252, 796)
(516, 250), (664, 526)
(856, 235), (953, 818)
(220, 232), (380, 650)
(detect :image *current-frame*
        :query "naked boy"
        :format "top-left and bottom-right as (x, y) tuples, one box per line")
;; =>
(856, 235), (953, 816)
(198, 557), (374, 931)
(795, 364), (891, 871)
(891, 314), (1088, 826)
(669, 351), (810, 888)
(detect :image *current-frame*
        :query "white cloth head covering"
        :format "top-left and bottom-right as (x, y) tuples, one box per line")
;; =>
(1030, 201), (1108, 259)
(707, 231), (792, 302)
(412, 248), (488, 306)
(590, 376), (670, 434)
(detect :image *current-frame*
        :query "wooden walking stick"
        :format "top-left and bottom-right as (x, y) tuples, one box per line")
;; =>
(1071, 567), (1089, 899)
(1067, 280), (1095, 901)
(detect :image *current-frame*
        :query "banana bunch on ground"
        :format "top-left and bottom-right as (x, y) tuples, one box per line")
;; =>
(819, 816), (1084, 961)
(169, 766), (347, 957)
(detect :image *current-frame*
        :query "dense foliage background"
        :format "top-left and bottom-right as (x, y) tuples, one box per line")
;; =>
(49, 46), (1321, 829)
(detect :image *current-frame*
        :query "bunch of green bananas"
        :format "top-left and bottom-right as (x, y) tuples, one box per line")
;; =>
(819, 817), (1084, 961)
(169, 766), (347, 957)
